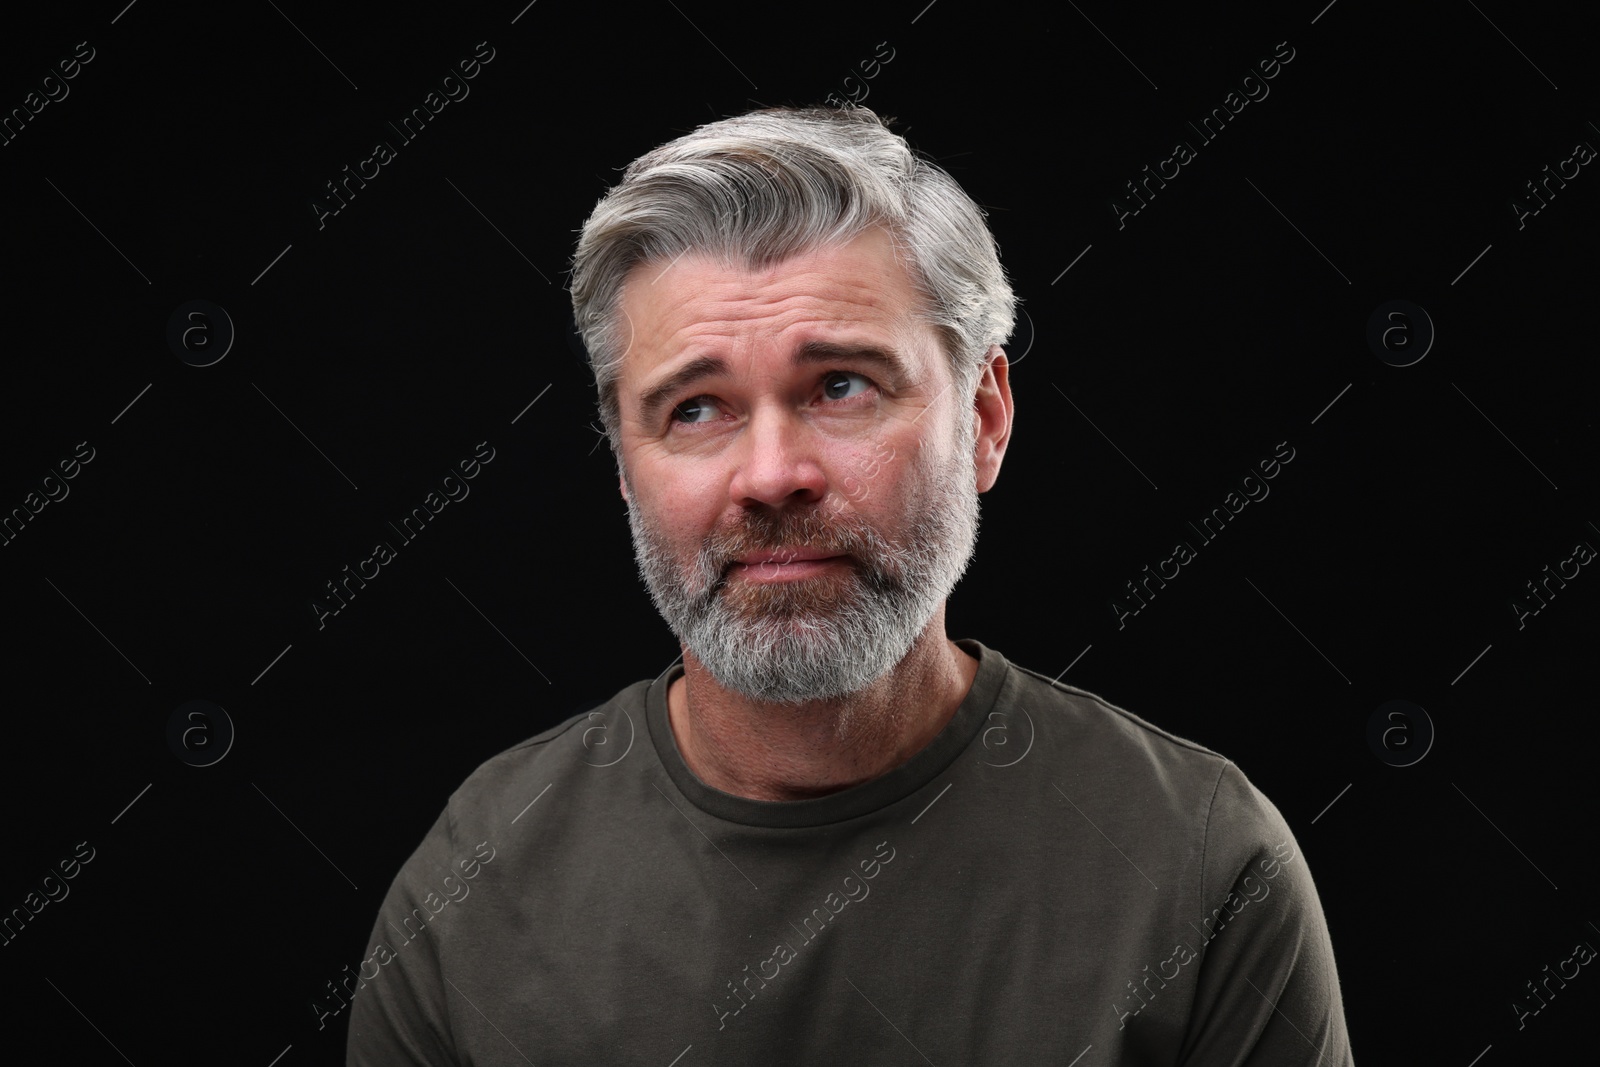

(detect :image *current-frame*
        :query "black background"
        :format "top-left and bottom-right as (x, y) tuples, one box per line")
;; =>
(1, 0), (1595, 1063)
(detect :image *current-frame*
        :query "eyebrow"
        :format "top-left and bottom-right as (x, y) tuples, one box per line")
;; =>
(634, 341), (913, 429)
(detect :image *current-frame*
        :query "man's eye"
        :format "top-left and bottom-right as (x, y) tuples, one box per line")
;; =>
(669, 373), (870, 428)
(670, 396), (718, 425)
(823, 371), (872, 401)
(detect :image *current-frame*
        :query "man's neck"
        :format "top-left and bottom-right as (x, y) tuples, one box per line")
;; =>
(665, 611), (980, 801)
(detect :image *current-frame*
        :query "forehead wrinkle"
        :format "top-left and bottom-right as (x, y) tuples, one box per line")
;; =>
(649, 285), (898, 370)
(620, 230), (947, 423)
(629, 228), (913, 337)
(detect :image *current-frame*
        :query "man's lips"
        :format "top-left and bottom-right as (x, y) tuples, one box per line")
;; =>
(724, 550), (853, 583)
(733, 549), (845, 566)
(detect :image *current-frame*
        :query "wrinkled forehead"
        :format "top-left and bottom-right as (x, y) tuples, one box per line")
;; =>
(614, 228), (939, 383)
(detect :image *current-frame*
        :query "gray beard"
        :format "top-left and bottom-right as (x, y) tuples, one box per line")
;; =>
(623, 423), (981, 706)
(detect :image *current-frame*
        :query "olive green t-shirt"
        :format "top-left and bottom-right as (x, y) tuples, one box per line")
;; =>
(345, 639), (1353, 1065)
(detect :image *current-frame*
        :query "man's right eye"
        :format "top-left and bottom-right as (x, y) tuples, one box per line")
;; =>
(670, 396), (718, 425)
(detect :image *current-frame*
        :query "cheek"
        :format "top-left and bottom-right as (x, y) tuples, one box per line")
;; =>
(831, 441), (926, 516)
(637, 468), (726, 540)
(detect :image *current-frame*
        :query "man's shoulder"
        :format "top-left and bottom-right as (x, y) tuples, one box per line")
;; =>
(1002, 656), (1231, 775)
(994, 654), (1285, 849)
(439, 676), (655, 825)
(998, 659), (1299, 870)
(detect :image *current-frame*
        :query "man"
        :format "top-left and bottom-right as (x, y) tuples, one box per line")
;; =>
(347, 106), (1354, 1064)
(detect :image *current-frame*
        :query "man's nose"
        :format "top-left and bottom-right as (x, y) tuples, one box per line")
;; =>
(727, 406), (828, 508)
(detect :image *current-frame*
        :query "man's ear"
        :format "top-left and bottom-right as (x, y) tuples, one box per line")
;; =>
(618, 474), (629, 503)
(973, 345), (1014, 493)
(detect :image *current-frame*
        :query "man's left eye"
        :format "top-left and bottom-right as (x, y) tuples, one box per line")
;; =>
(822, 371), (872, 401)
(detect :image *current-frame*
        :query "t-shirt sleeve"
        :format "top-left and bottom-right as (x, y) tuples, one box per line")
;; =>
(1176, 762), (1355, 1066)
(345, 805), (462, 1066)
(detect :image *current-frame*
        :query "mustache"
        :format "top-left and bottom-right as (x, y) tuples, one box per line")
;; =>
(696, 508), (883, 586)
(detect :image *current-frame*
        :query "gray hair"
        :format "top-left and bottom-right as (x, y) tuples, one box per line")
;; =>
(569, 105), (1015, 455)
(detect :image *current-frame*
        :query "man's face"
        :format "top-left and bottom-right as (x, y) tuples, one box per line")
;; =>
(613, 227), (983, 705)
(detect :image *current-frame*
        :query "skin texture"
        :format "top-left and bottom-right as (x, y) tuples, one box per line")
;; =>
(614, 227), (1014, 801)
